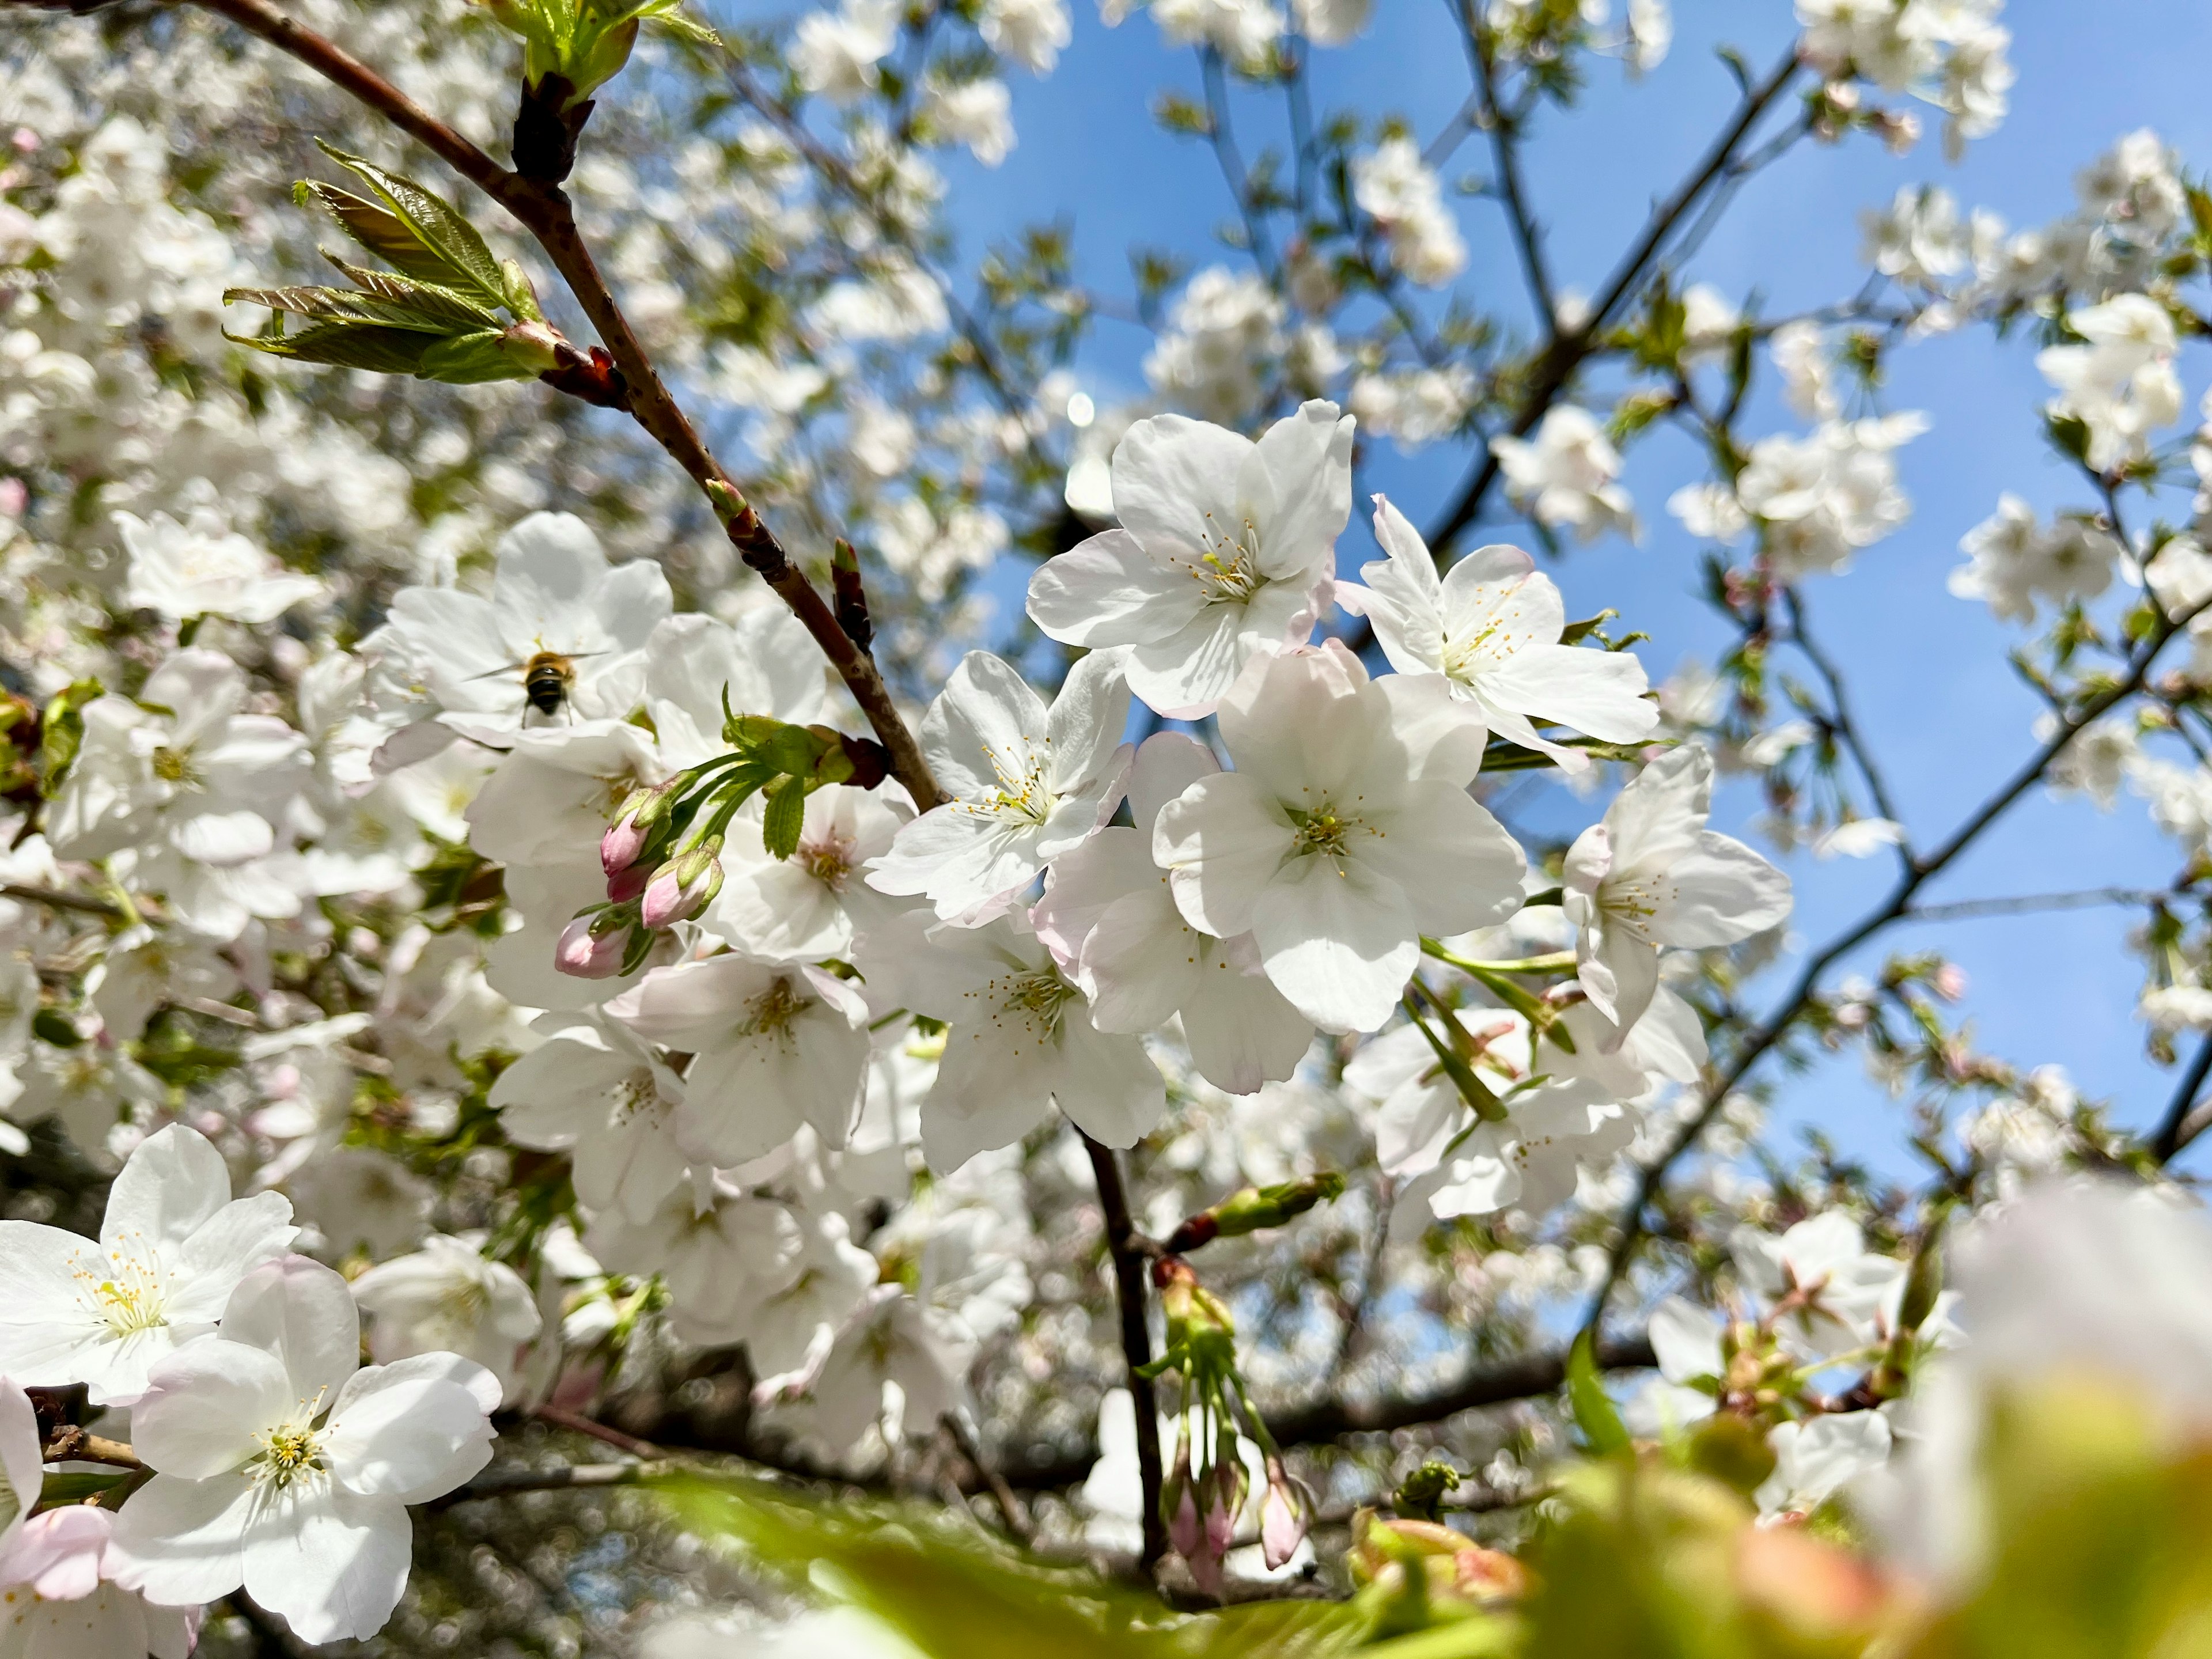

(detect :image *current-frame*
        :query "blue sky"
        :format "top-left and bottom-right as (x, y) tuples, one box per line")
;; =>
(760, 1), (2212, 1175)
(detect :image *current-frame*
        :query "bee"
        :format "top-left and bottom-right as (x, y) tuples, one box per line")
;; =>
(522, 650), (578, 719)
(466, 648), (605, 722)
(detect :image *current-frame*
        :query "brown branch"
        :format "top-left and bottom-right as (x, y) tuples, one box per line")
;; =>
(533, 1402), (661, 1460)
(941, 1412), (1031, 1543)
(1585, 588), (2212, 1336)
(1083, 1134), (1167, 1571)
(178, 0), (945, 808)
(43, 1427), (142, 1468)
(442, 1459), (683, 1505)
(1461, 3), (1554, 325)
(2152, 1028), (2212, 1165)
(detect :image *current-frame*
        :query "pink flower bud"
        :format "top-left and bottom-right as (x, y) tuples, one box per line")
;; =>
(605, 862), (651, 904)
(641, 844), (722, 930)
(1259, 1460), (1306, 1570)
(555, 916), (627, 978)
(1168, 1480), (1202, 1563)
(601, 815), (649, 878)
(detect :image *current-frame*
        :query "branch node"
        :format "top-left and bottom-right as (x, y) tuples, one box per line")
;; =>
(831, 539), (874, 653)
(512, 74), (593, 185)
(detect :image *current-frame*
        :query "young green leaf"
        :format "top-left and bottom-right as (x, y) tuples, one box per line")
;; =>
(315, 141), (508, 305)
(761, 772), (808, 862)
(1566, 1330), (1631, 1458)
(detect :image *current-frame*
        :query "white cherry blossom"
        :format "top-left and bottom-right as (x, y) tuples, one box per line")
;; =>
(584, 1178), (807, 1349)
(1563, 745), (1790, 1040)
(1153, 645), (1526, 1033)
(0, 1506), (199, 1659)
(0, 1123), (294, 1406)
(866, 650), (1131, 922)
(490, 1010), (693, 1224)
(1489, 406), (1638, 545)
(109, 1255), (498, 1645)
(351, 1235), (543, 1404)
(1342, 495), (1657, 770)
(607, 954), (872, 1165)
(1032, 732), (1313, 1095)
(117, 498), (321, 624)
(1025, 401), (1353, 718)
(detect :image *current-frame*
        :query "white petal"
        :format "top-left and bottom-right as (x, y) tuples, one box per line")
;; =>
(1351, 779), (1525, 935)
(241, 1487), (412, 1645)
(218, 1256), (361, 1406)
(1026, 529), (1206, 647)
(131, 1339), (289, 1478)
(1155, 772), (1294, 938)
(324, 1361), (497, 1502)
(1647, 831), (1793, 946)
(1479, 642), (1658, 744)
(109, 1471), (256, 1607)
(1249, 855), (1419, 1033)
(1050, 1020), (1166, 1148)
(1177, 955), (1315, 1094)
(103, 1123), (232, 1251)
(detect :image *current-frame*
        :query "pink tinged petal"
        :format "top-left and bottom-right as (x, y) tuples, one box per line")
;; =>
(1154, 772), (1295, 939)
(1029, 827), (1155, 970)
(1478, 642), (1658, 744)
(324, 1365), (497, 1502)
(131, 1339), (290, 1478)
(0, 1506), (111, 1599)
(1128, 732), (1220, 830)
(1049, 1020), (1166, 1149)
(1080, 888), (1203, 1032)
(554, 916), (628, 979)
(1438, 543), (1555, 642)
(1109, 414), (1256, 559)
(1177, 952), (1314, 1095)
(102, 1124), (232, 1251)
(108, 1471), (256, 1607)
(218, 1256), (361, 1407)
(1646, 832), (1793, 946)
(1251, 401), (1354, 582)
(1249, 855), (1421, 1035)
(241, 1486), (412, 1646)
(1025, 529), (1206, 647)
(1350, 780), (1526, 936)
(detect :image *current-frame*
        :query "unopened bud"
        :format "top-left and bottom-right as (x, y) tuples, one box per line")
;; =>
(641, 841), (723, 930)
(555, 915), (628, 979)
(1165, 1172), (1347, 1253)
(500, 319), (565, 374)
(605, 862), (650, 904)
(1259, 1456), (1308, 1570)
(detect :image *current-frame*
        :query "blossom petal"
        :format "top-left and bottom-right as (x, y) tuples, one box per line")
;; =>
(241, 1486), (412, 1646)
(324, 1359), (497, 1502)
(1156, 772), (1294, 938)
(218, 1256), (360, 1406)
(1249, 855), (1419, 1033)
(131, 1339), (289, 1479)
(1027, 530), (1206, 647)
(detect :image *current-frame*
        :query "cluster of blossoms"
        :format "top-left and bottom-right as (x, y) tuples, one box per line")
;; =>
(20, 0), (2212, 1649)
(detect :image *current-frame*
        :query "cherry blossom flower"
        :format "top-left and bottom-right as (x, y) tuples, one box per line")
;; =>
(866, 650), (1132, 922)
(1032, 732), (1313, 1095)
(378, 512), (672, 742)
(585, 1179), (808, 1349)
(607, 953), (872, 1165)
(1488, 406), (1638, 544)
(351, 1235), (543, 1403)
(490, 1011), (692, 1224)
(1563, 745), (1790, 1041)
(1025, 401), (1353, 717)
(0, 1123), (294, 1406)
(116, 499), (321, 624)
(706, 784), (907, 962)
(109, 1255), (498, 1644)
(854, 908), (1165, 1169)
(0, 1506), (199, 1659)
(1341, 495), (1658, 770)
(1153, 645), (1526, 1033)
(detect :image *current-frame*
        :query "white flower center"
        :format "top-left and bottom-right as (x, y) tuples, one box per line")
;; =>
(611, 1069), (662, 1126)
(1191, 512), (1264, 604)
(73, 1231), (173, 1337)
(1287, 797), (1372, 861)
(150, 744), (201, 788)
(962, 968), (1073, 1050)
(1599, 873), (1664, 943)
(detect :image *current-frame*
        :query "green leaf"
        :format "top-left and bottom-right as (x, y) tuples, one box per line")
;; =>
(35, 1468), (132, 1506)
(1566, 1330), (1631, 1458)
(36, 677), (101, 800)
(321, 257), (508, 328)
(315, 142), (508, 305)
(761, 772), (807, 862)
(297, 180), (477, 289)
(222, 284), (466, 333)
(229, 322), (438, 375)
(416, 328), (538, 384)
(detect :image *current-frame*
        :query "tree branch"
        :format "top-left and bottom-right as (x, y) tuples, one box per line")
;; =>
(179, 0), (945, 808)
(1083, 1134), (1168, 1570)
(1460, 2), (1554, 327)
(0, 884), (123, 919)
(1901, 887), (2171, 922)
(1424, 44), (1803, 555)
(2152, 1028), (2212, 1165)
(1784, 586), (1911, 863)
(1583, 588), (2212, 1336)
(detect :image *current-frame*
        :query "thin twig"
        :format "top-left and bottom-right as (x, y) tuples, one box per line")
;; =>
(1459, 0), (1554, 325)
(1082, 1132), (1167, 1571)
(941, 1412), (1032, 1543)
(1582, 588), (2212, 1337)
(1423, 44), (1803, 555)
(533, 1403), (661, 1460)
(1785, 587), (1911, 863)
(0, 884), (123, 919)
(1902, 888), (2172, 922)
(445, 1459), (683, 1504)
(180, 0), (944, 808)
